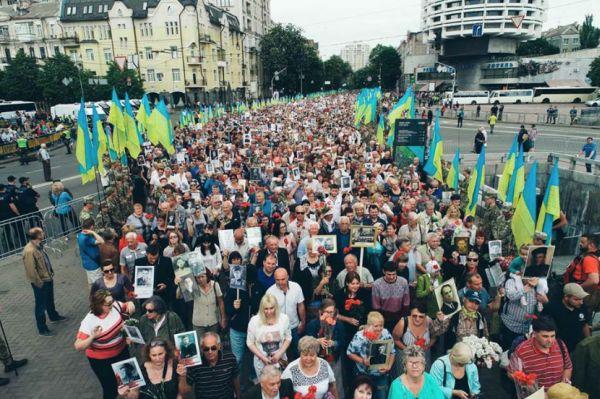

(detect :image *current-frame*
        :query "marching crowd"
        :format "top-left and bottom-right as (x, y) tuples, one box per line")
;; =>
(2, 92), (599, 399)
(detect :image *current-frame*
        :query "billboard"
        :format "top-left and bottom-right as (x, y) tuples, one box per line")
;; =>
(392, 119), (427, 168)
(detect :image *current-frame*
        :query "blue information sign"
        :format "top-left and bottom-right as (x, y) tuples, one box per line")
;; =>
(472, 23), (484, 37)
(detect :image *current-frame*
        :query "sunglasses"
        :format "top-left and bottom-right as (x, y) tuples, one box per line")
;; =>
(411, 314), (426, 319)
(146, 308), (156, 313)
(150, 339), (166, 348)
(296, 212), (305, 215)
(202, 346), (218, 352)
(103, 268), (115, 274)
(467, 258), (478, 262)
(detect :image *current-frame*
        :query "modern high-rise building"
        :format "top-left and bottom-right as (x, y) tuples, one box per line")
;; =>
(420, 0), (548, 90)
(340, 43), (370, 71)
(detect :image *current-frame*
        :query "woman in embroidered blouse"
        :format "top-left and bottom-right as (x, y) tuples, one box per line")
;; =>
(74, 290), (135, 399)
(388, 345), (444, 399)
(282, 336), (338, 399)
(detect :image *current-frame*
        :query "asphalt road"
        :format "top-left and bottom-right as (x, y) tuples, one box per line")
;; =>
(0, 119), (596, 209)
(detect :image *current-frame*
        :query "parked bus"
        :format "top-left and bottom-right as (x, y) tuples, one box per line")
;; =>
(532, 86), (597, 104)
(451, 91), (490, 105)
(489, 89), (534, 104)
(51, 103), (107, 120)
(0, 100), (37, 120)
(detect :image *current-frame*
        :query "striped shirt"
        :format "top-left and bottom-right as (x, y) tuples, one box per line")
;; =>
(500, 277), (537, 334)
(77, 302), (127, 360)
(186, 350), (238, 399)
(372, 276), (410, 315)
(508, 337), (572, 389)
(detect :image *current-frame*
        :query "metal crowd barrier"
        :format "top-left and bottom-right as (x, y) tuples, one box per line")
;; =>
(0, 193), (101, 260)
(443, 109), (593, 127)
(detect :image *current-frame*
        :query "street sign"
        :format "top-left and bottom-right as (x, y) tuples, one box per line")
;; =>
(472, 23), (484, 37)
(62, 77), (73, 86)
(511, 15), (525, 28)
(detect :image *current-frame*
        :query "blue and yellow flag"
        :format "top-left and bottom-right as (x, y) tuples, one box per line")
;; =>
(512, 161), (538, 248)
(423, 111), (444, 182)
(497, 134), (518, 202)
(376, 115), (385, 146)
(91, 106), (107, 174)
(123, 92), (142, 158)
(505, 144), (524, 206)
(465, 145), (486, 217)
(387, 86), (415, 146)
(536, 160), (560, 244)
(147, 99), (174, 154)
(75, 99), (95, 184)
(108, 88), (127, 156)
(446, 149), (460, 191)
(136, 93), (152, 131)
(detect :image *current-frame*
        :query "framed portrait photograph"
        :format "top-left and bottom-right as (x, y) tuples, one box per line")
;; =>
(172, 253), (192, 277)
(134, 266), (155, 299)
(246, 227), (262, 249)
(205, 163), (215, 175)
(179, 272), (199, 302)
(368, 339), (394, 372)
(337, 157), (346, 169)
(313, 235), (337, 254)
(174, 331), (202, 367)
(187, 251), (205, 276)
(223, 160), (232, 171)
(112, 357), (145, 388)
(250, 167), (262, 181)
(340, 176), (352, 192)
(434, 278), (461, 318)
(488, 240), (502, 261)
(123, 325), (145, 345)
(218, 229), (236, 252)
(524, 245), (555, 279)
(210, 149), (219, 160)
(136, 155), (146, 167)
(350, 225), (377, 248)
(229, 264), (247, 291)
(485, 263), (506, 288)
(453, 237), (470, 256)
(166, 211), (177, 229)
(296, 150), (304, 161)
(176, 152), (186, 164)
(292, 167), (301, 181)
(365, 163), (373, 172)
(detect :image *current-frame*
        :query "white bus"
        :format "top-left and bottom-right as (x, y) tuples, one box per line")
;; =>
(451, 91), (490, 105)
(489, 89), (534, 104)
(532, 86), (598, 104)
(51, 103), (107, 120)
(0, 100), (37, 120)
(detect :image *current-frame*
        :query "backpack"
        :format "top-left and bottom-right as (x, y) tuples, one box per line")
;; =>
(563, 254), (599, 284)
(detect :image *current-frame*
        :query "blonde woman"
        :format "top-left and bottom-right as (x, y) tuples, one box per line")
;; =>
(441, 205), (463, 230)
(50, 181), (78, 235)
(430, 342), (481, 399)
(246, 294), (292, 378)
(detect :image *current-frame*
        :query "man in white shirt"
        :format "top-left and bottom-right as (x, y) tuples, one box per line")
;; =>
(38, 144), (51, 181)
(266, 268), (305, 358)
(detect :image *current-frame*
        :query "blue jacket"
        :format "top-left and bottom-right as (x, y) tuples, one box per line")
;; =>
(249, 199), (272, 218)
(52, 191), (72, 215)
(77, 233), (100, 271)
(429, 355), (481, 399)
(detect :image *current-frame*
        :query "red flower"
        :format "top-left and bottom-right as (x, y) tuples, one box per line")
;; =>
(524, 314), (538, 320)
(344, 298), (361, 311)
(343, 247), (351, 254)
(414, 338), (426, 349)
(513, 371), (537, 386)
(240, 202), (251, 208)
(364, 329), (379, 341)
(318, 246), (328, 255)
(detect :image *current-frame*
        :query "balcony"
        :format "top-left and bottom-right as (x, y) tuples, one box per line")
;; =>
(185, 78), (207, 88)
(16, 33), (39, 43)
(0, 34), (9, 43)
(199, 34), (213, 44)
(186, 56), (202, 65)
(61, 36), (80, 47)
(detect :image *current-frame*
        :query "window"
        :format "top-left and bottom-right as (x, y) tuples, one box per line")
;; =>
(165, 21), (179, 35)
(104, 48), (112, 62)
(143, 2), (147, 9)
(170, 46), (178, 58)
(69, 50), (78, 63)
(145, 47), (153, 59)
(147, 69), (155, 81)
(39, 47), (46, 59)
(156, 72), (163, 81)
(563, 38), (569, 45)
(86, 48), (94, 60)
(54, 46), (60, 55)
(120, 37), (128, 46)
(29, 47), (35, 57)
(172, 68), (181, 81)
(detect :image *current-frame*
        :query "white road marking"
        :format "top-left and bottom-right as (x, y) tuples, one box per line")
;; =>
(33, 174), (81, 189)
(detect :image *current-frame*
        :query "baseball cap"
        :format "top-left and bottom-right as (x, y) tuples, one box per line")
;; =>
(563, 283), (589, 299)
(464, 289), (482, 304)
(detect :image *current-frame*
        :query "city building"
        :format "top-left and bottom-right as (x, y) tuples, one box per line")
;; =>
(419, 0), (548, 91)
(542, 23), (580, 53)
(340, 42), (370, 71)
(207, 0), (271, 98)
(397, 31), (438, 90)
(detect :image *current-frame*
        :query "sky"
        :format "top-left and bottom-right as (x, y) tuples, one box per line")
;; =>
(270, 0), (600, 60)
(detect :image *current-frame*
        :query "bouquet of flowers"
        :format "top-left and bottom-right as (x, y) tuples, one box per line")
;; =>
(319, 314), (336, 363)
(461, 335), (502, 369)
(238, 201), (251, 220)
(294, 386), (318, 399)
(512, 370), (539, 399)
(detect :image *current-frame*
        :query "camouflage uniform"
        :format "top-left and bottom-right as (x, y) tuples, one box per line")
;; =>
(79, 209), (93, 224)
(94, 208), (114, 233)
(492, 211), (516, 256)
(480, 205), (501, 241)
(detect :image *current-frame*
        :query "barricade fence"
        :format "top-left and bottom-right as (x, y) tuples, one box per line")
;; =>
(0, 193), (101, 260)
(442, 109), (600, 126)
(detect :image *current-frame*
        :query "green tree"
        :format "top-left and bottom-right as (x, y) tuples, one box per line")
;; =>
(350, 66), (377, 89)
(323, 55), (352, 90)
(259, 23), (324, 95)
(516, 38), (560, 56)
(106, 62), (144, 98)
(0, 49), (42, 101)
(39, 54), (84, 104)
(580, 15), (600, 49)
(368, 45), (401, 91)
(588, 56), (600, 87)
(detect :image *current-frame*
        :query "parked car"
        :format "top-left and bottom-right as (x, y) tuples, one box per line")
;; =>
(585, 97), (600, 107)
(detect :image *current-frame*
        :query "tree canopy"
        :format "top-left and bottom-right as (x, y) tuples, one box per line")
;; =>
(367, 45), (402, 91)
(323, 55), (352, 90)
(516, 38), (559, 56)
(0, 49), (42, 102)
(580, 15), (600, 49)
(588, 56), (600, 87)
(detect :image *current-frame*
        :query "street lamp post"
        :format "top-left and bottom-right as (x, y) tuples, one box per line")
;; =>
(270, 66), (288, 97)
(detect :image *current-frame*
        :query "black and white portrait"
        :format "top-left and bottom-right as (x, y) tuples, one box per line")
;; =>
(179, 272), (199, 302)
(123, 325), (145, 345)
(134, 266), (154, 299)
(434, 278), (461, 317)
(174, 331), (202, 367)
(524, 245), (554, 279)
(112, 358), (145, 388)
(229, 264), (247, 290)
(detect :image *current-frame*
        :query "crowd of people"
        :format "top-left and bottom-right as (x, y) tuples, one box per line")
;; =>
(2, 92), (599, 399)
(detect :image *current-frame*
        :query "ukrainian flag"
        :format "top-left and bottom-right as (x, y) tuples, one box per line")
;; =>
(536, 160), (560, 244)
(423, 111), (444, 182)
(91, 106), (107, 174)
(108, 88), (127, 156)
(506, 144), (524, 206)
(136, 93), (152, 131)
(75, 99), (95, 184)
(387, 86), (415, 146)
(446, 149), (460, 191)
(512, 161), (538, 248)
(497, 134), (518, 202)
(123, 92), (142, 158)
(147, 99), (175, 154)
(376, 115), (385, 146)
(465, 145), (486, 217)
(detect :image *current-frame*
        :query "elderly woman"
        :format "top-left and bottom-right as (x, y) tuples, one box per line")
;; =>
(430, 342), (481, 399)
(282, 336), (338, 399)
(247, 294), (292, 378)
(74, 290), (135, 399)
(50, 181), (79, 235)
(296, 238), (327, 315)
(137, 296), (185, 343)
(392, 302), (437, 374)
(388, 345), (444, 399)
(126, 203), (153, 241)
(118, 338), (187, 399)
(346, 311), (395, 399)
